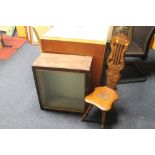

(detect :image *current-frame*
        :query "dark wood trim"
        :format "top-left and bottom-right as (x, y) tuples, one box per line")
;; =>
(41, 106), (85, 114)
(32, 67), (44, 110)
(32, 65), (90, 74)
(32, 65), (92, 114)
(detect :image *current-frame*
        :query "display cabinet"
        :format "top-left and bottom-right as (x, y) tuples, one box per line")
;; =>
(32, 53), (92, 113)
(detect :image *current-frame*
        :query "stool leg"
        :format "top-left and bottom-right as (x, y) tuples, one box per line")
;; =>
(101, 111), (106, 128)
(81, 105), (93, 121)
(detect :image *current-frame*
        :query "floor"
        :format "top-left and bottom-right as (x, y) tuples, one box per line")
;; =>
(0, 42), (155, 128)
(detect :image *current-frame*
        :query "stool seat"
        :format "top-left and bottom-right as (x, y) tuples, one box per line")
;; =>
(85, 86), (119, 111)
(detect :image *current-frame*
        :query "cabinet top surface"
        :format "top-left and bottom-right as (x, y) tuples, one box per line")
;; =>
(41, 26), (112, 45)
(32, 53), (92, 71)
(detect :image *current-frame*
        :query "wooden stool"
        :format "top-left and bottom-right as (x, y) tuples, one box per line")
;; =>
(81, 33), (130, 128)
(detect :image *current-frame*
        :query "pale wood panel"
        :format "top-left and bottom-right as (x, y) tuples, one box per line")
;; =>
(42, 26), (112, 45)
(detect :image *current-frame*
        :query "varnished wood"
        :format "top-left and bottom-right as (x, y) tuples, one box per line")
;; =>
(85, 86), (119, 111)
(33, 53), (92, 71)
(82, 33), (130, 128)
(41, 34), (106, 89)
(106, 33), (130, 89)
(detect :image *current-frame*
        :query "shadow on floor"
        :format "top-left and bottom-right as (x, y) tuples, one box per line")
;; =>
(119, 60), (155, 84)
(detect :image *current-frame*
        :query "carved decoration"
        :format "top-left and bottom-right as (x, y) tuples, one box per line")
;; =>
(106, 33), (130, 89)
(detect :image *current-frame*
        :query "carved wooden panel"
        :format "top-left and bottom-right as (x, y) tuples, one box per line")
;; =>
(106, 33), (130, 89)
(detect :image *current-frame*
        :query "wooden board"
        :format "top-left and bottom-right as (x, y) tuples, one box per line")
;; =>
(33, 53), (92, 71)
